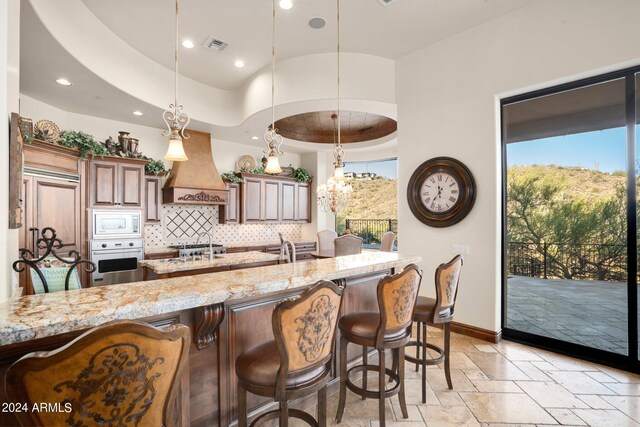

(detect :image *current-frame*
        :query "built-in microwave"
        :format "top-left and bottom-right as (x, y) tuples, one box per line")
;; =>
(93, 210), (142, 239)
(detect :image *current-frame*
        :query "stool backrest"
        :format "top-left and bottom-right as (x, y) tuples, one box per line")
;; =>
(272, 280), (343, 397)
(280, 240), (297, 263)
(317, 230), (338, 252)
(6, 320), (190, 427)
(376, 264), (422, 347)
(334, 234), (363, 256)
(379, 231), (396, 252)
(433, 255), (464, 323)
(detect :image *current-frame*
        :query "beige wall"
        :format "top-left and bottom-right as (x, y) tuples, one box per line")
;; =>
(396, 0), (640, 332)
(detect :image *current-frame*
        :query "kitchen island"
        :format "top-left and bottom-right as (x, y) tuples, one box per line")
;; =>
(140, 251), (282, 280)
(0, 252), (420, 427)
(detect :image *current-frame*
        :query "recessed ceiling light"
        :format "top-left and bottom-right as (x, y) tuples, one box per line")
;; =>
(279, 0), (293, 10)
(309, 17), (326, 29)
(182, 39), (194, 49)
(251, 136), (259, 140)
(132, 111), (144, 116)
(56, 78), (72, 86)
(234, 60), (245, 68)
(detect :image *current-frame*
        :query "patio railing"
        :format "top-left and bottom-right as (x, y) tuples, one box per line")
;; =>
(344, 219), (398, 246)
(507, 241), (627, 282)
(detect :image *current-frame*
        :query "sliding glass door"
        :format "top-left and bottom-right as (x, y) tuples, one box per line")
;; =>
(503, 70), (640, 370)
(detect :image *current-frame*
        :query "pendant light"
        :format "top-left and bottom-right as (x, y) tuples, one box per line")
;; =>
(162, 0), (189, 162)
(263, 0), (284, 174)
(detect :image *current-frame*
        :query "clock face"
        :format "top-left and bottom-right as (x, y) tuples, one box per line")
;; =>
(421, 172), (460, 213)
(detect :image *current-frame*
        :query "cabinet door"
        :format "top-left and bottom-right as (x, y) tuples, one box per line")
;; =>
(281, 182), (296, 222)
(263, 180), (280, 222)
(243, 178), (263, 223)
(227, 184), (239, 223)
(34, 178), (82, 252)
(297, 183), (311, 222)
(120, 165), (143, 207)
(144, 177), (161, 223)
(91, 161), (117, 207)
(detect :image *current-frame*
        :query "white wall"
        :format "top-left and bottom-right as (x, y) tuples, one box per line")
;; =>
(20, 95), (301, 173)
(396, 0), (640, 332)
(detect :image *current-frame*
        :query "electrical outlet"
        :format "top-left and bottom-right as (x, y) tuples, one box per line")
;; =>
(452, 244), (470, 255)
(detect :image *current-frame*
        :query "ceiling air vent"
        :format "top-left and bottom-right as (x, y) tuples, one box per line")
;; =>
(378, 0), (398, 6)
(201, 36), (229, 53)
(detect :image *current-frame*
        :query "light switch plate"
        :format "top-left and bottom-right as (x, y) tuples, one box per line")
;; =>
(452, 244), (470, 255)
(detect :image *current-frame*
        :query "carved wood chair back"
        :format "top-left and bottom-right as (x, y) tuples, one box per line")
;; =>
(375, 264), (422, 348)
(272, 280), (343, 399)
(5, 320), (190, 427)
(432, 255), (464, 324)
(379, 231), (396, 252)
(334, 234), (363, 257)
(317, 230), (338, 252)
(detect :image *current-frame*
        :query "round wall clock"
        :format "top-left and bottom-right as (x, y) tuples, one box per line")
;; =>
(407, 157), (476, 228)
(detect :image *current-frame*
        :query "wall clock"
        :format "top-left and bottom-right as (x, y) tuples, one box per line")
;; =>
(407, 157), (476, 228)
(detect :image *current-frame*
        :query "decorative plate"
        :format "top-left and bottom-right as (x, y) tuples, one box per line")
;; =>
(34, 120), (61, 143)
(236, 155), (257, 172)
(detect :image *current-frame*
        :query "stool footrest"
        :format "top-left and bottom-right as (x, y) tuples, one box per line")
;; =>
(345, 364), (400, 399)
(404, 340), (445, 366)
(250, 407), (318, 427)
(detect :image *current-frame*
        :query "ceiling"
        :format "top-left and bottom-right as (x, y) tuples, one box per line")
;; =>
(81, 0), (535, 90)
(275, 111), (397, 143)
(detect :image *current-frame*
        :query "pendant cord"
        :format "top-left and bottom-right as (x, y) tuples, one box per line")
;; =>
(337, 0), (341, 147)
(174, 0), (179, 109)
(271, 0), (276, 131)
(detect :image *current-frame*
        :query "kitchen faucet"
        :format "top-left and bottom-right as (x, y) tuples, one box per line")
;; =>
(196, 230), (214, 261)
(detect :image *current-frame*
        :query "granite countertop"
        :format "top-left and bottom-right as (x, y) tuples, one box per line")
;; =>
(0, 252), (420, 346)
(144, 246), (179, 255)
(223, 239), (316, 249)
(139, 251), (281, 274)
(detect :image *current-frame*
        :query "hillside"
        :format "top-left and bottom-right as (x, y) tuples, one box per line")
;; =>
(336, 178), (397, 226)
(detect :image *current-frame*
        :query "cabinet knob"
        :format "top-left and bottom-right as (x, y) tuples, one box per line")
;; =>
(129, 242), (134, 247)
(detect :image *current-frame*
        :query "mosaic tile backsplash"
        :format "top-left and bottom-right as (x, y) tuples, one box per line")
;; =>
(144, 204), (302, 248)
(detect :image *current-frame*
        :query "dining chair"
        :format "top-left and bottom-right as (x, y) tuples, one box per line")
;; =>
(5, 320), (191, 427)
(317, 230), (338, 253)
(334, 234), (363, 256)
(380, 231), (396, 252)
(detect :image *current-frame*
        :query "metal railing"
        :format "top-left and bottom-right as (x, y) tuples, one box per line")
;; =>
(344, 219), (398, 246)
(507, 241), (627, 282)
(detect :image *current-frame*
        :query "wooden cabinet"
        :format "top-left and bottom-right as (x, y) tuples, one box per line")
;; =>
(297, 183), (311, 223)
(144, 176), (162, 223)
(281, 182), (297, 222)
(264, 180), (280, 221)
(218, 183), (239, 224)
(242, 178), (262, 223)
(89, 158), (145, 208)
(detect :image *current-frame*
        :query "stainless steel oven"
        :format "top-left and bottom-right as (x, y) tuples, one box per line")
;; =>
(90, 239), (144, 286)
(92, 210), (142, 240)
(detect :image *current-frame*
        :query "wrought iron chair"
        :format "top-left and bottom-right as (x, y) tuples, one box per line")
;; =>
(13, 227), (96, 293)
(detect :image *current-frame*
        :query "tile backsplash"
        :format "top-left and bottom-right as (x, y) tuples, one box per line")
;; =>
(144, 204), (302, 248)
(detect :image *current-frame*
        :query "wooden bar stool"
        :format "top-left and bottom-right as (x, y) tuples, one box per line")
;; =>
(5, 320), (191, 427)
(404, 255), (463, 403)
(236, 280), (344, 426)
(335, 264), (422, 427)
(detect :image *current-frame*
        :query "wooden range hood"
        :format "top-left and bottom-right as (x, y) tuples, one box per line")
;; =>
(162, 130), (228, 205)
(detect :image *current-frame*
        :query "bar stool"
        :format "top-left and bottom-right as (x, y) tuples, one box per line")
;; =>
(335, 264), (422, 427)
(236, 280), (343, 426)
(5, 320), (191, 427)
(405, 255), (463, 403)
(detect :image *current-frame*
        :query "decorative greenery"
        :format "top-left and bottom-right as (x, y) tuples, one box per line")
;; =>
(293, 167), (313, 183)
(143, 156), (169, 175)
(250, 167), (266, 175)
(59, 130), (108, 158)
(221, 171), (244, 183)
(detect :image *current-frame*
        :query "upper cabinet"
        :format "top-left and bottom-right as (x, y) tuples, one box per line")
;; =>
(144, 176), (162, 223)
(220, 173), (312, 224)
(89, 158), (146, 208)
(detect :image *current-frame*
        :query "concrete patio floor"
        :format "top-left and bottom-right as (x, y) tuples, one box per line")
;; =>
(506, 276), (630, 354)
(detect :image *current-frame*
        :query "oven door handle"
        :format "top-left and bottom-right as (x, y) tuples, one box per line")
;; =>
(91, 249), (144, 256)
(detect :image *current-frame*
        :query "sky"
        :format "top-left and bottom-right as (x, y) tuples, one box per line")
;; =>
(507, 127), (628, 173)
(344, 158), (397, 179)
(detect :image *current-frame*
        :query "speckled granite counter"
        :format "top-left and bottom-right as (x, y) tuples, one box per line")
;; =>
(140, 251), (280, 275)
(0, 252), (420, 346)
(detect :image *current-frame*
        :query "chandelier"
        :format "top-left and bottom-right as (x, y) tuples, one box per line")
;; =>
(263, 0), (284, 174)
(317, 0), (352, 214)
(162, 0), (189, 162)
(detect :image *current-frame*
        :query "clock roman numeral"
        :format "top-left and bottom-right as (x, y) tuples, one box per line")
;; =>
(449, 197), (456, 203)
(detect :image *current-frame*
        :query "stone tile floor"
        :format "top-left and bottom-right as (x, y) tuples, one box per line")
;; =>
(506, 276), (629, 354)
(284, 326), (640, 426)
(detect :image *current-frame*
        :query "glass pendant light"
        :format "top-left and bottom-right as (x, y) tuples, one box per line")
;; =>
(263, 0), (284, 174)
(162, 0), (189, 162)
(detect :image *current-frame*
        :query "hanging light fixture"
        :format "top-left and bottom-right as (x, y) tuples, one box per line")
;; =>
(162, 0), (189, 162)
(263, 0), (284, 174)
(317, 0), (352, 214)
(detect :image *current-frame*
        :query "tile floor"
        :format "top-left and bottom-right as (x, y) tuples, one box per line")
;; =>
(289, 326), (640, 427)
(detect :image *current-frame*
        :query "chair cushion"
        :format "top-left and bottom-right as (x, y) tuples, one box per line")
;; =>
(338, 312), (407, 345)
(235, 341), (326, 389)
(413, 296), (436, 322)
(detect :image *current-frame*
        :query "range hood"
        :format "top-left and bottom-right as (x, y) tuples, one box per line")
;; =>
(162, 129), (228, 205)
